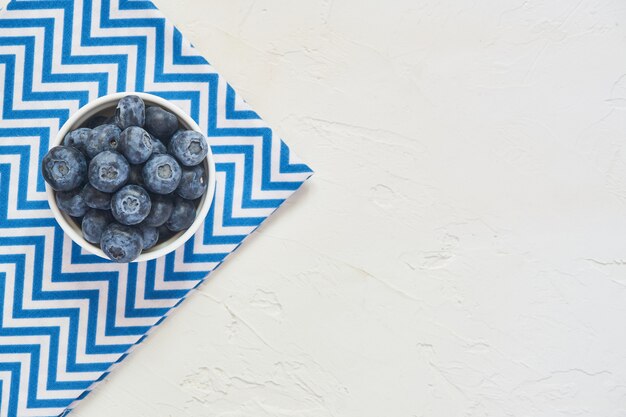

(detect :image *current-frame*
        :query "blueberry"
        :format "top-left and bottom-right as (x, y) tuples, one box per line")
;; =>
(143, 193), (174, 227)
(82, 115), (108, 129)
(115, 95), (145, 129)
(63, 128), (91, 155)
(145, 106), (178, 141)
(82, 183), (112, 210)
(41, 146), (87, 191)
(168, 130), (208, 166)
(81, 209), (112, 244)
(128, 164), (144, 186)
(157, 224), (175, 242)
(111, 185), (152, 225)
(166, 198), (196, 232)
(56, 188), (88, 217)
(170, 129), (182, 143)
(86, 124), (121, 158)
(139, 223), (159, 250)
(88, 151), (130, 193)
(176, 164), (207, 200)
(142, 154), (182, 194)
(151, 137), (167, 154)
(119, 126), (153, 164)
(100, 223), (144, 263)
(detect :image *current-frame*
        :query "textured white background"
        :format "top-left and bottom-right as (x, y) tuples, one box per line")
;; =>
(62, 0), (626, 416)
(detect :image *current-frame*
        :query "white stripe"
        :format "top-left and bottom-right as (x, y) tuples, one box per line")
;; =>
(172, 246), (218, 274)
(152, 254), (201, 291)
(133, 260), (180, 309)
(0, 371), (12, 417)
(0, 155), (53, 220)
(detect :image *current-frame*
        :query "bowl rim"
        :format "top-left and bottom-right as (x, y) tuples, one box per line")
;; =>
(46, 92), (217, 263)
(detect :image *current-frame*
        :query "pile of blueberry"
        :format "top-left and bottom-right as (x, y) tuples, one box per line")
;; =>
(41, 95), (209, 263)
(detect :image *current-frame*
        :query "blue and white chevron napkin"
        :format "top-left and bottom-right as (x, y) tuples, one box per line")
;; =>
(0, 1), (312, 416)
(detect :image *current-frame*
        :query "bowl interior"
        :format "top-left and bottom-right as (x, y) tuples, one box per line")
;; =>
(48, 93), (216, 263)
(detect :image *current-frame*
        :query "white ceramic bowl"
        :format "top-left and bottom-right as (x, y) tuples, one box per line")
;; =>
(46, 92), (216, 262)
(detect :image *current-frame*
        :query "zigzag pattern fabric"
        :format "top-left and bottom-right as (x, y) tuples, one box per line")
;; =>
(0, 0), (312, 415)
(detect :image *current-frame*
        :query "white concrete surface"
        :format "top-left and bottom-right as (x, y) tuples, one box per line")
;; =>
(73, 1), (626, 416)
